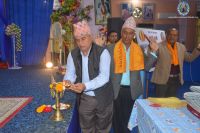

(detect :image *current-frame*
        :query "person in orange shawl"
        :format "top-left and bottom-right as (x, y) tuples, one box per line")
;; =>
(151, 28), (200, 97)
(107, 16), (158, 133)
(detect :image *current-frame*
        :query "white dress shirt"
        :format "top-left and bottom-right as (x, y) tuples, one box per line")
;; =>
(64, 49), (111, 96)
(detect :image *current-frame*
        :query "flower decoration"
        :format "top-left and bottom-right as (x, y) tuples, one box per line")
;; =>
(5, 23), (22, 52)
(36, 105), (46, 113)
(59, 0), (65, 6)
(36, 105), (52, 113)
(49, 82), (64, 93)
(49, 82), (65, 99)
(51, 0), (93, 29)
(51, 0), (93, 49)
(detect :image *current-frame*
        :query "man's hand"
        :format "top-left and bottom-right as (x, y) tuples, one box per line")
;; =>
(66, 83), (85, 93)
(63, 81), (86, 93)
(148, 36), (159, 52)
(73, 83), (86, 93)
(63, 80), (72, 90)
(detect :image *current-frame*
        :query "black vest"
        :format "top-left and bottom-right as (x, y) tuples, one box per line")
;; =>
(71, 43), (113, 107)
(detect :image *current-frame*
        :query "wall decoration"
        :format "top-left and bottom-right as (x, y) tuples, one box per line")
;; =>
(94, 0), (111, 25)
(143, 3), (154, 20)
(177, 0), (190, 16)
(132, 7), (143, 18)
(120, 3), (133, 20)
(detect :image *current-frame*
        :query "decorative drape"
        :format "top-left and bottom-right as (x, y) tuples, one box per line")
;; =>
(0, 21), (6, 61)
(5, 0), (53, 65)
(0, 0), (8, 62)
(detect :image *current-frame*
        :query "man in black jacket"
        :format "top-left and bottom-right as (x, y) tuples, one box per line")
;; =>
(63, 20), (113, 133)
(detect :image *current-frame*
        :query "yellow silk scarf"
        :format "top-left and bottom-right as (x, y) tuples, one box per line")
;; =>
(114, 39), (144, 73)
(167, 43), (179, 65)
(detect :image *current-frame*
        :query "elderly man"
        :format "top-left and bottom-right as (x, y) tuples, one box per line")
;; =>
(107, 16), (157, 133)
(63, 20), (113, 133)
(151, 28), (200, 97)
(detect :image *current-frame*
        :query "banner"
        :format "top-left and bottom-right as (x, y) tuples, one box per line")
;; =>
(135, 28), (166, 47)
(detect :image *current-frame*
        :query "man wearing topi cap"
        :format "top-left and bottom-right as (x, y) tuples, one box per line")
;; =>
(107, 16), (158, 133)
(63, 20), (113, 133)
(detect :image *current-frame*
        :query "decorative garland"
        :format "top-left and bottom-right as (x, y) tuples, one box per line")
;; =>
(51, 0), (93, 25)
(5, 23), (22, 52)
(51, 0), (93, 49)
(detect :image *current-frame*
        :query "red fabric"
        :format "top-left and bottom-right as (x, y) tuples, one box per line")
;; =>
(149, 103), (161, 107)
(170, 64), (180, 75)
(187, 104), (200, 119)
(0, 62), (8, 69)
(0, 97), (33, 128)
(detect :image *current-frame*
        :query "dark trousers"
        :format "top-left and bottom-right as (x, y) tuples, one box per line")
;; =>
(79, 94), (113, 133)
(113, 87), (134, 133)
(155, 77), (181, 97)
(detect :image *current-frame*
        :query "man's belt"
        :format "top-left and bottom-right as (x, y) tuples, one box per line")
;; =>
(120, 85), (130, 88)
(169, 74), (179, 78)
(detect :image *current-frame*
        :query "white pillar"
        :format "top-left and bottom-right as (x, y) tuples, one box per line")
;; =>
(8, 36), (22, 69)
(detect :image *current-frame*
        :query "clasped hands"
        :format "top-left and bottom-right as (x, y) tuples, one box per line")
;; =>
(63, 80), (85, 93)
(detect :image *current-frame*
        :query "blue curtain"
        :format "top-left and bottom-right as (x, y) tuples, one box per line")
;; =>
(0, 20), (6, 61)
(5, 0), (53, 65)
(0, 0), (8, 62)
(183, 57), (200, 81)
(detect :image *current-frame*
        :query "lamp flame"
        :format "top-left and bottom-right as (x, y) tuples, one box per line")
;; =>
(46, 62), (53, 68)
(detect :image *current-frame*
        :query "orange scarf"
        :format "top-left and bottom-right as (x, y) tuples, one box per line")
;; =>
(114, 39), (144, 73)
(167, 43), (179, 65)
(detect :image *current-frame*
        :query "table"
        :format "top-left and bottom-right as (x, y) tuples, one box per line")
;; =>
(129, 99), (200, 133)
